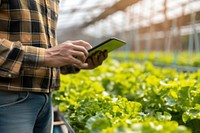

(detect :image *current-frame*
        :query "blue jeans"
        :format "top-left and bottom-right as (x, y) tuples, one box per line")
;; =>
(0, 90), (53, 133)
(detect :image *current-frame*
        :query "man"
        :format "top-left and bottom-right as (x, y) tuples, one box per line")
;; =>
(0, 0), (107, 133)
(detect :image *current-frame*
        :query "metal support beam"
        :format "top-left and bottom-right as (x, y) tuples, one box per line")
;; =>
(138, 11), (200, 34)
(81, 0), (140, 28)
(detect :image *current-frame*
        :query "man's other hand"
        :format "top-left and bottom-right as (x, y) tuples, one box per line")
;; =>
(79, 50), (108, 70)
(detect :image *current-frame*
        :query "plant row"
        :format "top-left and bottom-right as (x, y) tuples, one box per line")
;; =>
(52, 59), (200, 132)
(111, 51), (200, 67)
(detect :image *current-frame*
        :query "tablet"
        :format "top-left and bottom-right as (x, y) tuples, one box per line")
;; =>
(88, 37), (126, 56)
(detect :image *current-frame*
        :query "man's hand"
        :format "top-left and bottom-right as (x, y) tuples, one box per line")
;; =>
(44, 40), (92, 67)
(80, 50), (108, 70)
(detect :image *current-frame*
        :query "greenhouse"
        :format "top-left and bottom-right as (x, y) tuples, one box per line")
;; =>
(53, 0), (200, 133)
(0, 0), (199, 133)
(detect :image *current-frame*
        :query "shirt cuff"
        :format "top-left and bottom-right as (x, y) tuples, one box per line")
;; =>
(0, 39), (24, 78)
(60, 65), (80, 74)
(22, 45), (46, 68)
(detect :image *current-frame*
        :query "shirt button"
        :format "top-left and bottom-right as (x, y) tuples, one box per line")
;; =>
(48, 18), (51, 22)
(47, 8), (51, 13)
(8, 74), (12, 78)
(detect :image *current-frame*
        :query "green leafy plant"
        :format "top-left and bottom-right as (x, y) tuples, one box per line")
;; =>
(52, 59), (200, 132)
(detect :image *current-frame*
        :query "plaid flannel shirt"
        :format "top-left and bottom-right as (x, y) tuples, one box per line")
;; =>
(0, 0), (79, 92)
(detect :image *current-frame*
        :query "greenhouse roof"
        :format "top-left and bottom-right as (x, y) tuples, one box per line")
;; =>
(57, 0), (200, 39)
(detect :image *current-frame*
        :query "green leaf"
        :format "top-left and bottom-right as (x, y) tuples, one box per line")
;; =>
(86, 114), (111, 132)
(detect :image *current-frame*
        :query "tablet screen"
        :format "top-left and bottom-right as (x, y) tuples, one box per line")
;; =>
(88, 37), (126, 56)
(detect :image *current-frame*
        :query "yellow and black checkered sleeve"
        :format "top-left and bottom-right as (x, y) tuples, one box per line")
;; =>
(0, 39), (24, 78)
(0, 39), (46, 78)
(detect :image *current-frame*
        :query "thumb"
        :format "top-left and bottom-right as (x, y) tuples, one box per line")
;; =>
(74, 63), (90, 69)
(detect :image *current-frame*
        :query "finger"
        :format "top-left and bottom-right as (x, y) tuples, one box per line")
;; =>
(98, 53), (104, 65)
(87, 57), (95, 69)
(103, 50), (108, 59)
(71, 57), (85, 68)
(71, 40), (92, 50)
(96, 51), (106, 65)
(91, 53), (99, 66)
(71, 50), (87, 63)
(74, 62), (91, 69)
(72, 45), (88, 58)
(79, 57), (95, 69)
